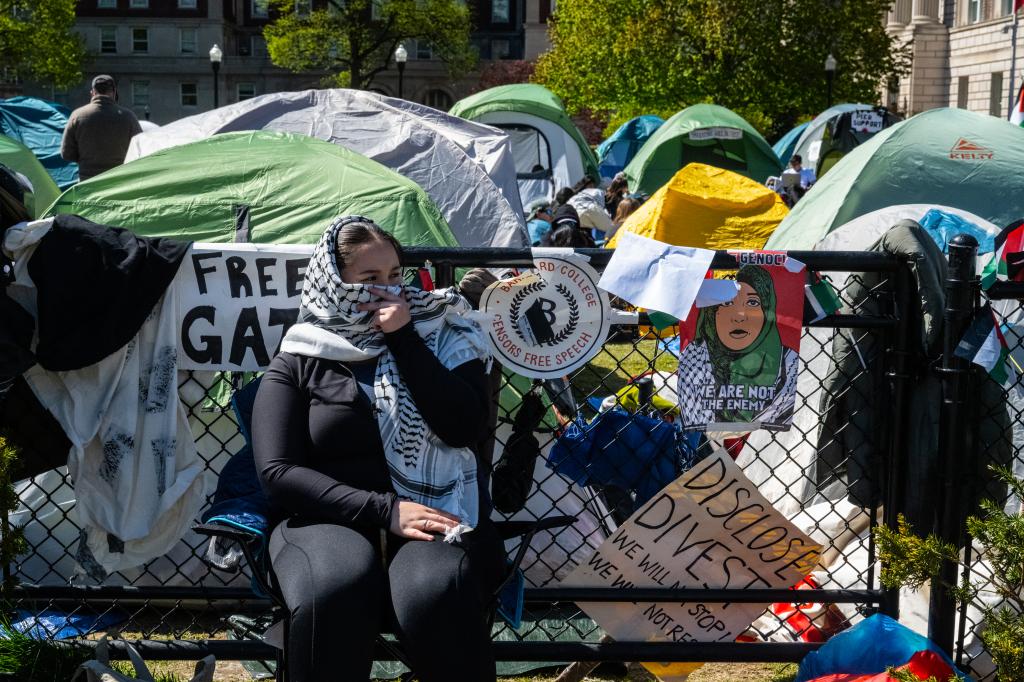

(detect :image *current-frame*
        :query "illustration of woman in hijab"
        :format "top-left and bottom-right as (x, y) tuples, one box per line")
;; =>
(677, 264), (800, 431)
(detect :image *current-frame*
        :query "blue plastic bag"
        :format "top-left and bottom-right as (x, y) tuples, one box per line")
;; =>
(795, 614), (972, 682)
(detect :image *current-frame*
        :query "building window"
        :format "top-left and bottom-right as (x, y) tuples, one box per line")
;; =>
(132, 28), (149, 53)
(1002, 0), (1014, 14)
(295, 0), (312, 16)
(253, 0), (269, 18)
(252, 35), (268, 57)
(181, 82), (198, 107)
(180, 28), (197, 54)
(990, 72), (1004, 117)
(132, 80), (150, 107)
(957, 76), (969, 108)
(178, 0), (197, 7)
(130, 0), (148, 7)
(370, 0), (382, 20)
(99, 27), (117, 54)
(416, 40), (432, 60)
(423, 89), (453, 111)
(237, 82), (256, 101)
(967, 0), (981, 23)
(491, 39), (510, 59)
(491, 0), (510, 23)
(97, 0), (116, 7)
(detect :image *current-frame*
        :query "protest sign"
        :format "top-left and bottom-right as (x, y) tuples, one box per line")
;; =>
(480, 251), (610, 379)
(175, 243), (312, 371)
(561, 449), (820, 648)
(676, 252), (806, 432)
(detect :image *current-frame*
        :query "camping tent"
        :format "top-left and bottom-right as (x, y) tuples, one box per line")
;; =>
(449, 84), (600, 207)
(767, 108), (1024, 251)
(49, 130), (458, 247)
(596, 115), (664, 180)
(624, 104), (782, 195)
(772, 121), (809, 166)
(0, 97), (78, 189)
(606, 163), (787, 250)
(0, 134), (60, 218)
(125, 89), (527, 248)
(790, 104), (900, 179)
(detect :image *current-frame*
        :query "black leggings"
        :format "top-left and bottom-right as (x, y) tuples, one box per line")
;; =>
(268, 517), (506, 682)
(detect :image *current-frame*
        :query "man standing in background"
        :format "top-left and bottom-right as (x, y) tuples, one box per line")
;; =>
(61, 75), (141, 181)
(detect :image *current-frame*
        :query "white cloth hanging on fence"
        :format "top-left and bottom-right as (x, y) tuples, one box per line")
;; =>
(22, 286), (206, 579)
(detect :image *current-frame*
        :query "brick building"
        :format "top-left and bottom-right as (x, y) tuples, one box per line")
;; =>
(886, 0), (1022, 117)
(28, 0), (555, 125)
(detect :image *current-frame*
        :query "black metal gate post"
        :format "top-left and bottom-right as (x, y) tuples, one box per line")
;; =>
(928, 234), (978, 654)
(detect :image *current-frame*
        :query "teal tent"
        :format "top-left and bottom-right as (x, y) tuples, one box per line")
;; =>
(767, 108), (1024, 251)
(0, 97), (78, 189)
(772, 122), (809, 166)
(596, 115), (664, 180)
(625, 104), (782, 195)
(47, 131), (458, 247)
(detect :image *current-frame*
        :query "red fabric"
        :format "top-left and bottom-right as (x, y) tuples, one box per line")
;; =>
(771, 575), (849, 642)
(417, 267), (435, 291)
(805, 650), (954, 682)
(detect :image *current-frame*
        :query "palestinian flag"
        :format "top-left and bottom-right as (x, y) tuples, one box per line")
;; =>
(648, 310), (678, 331)
(955, 304), (1011, 384)
(1012, 81), (1024, 128)
(805, 274), (842, 323)
(981, 219), (1024, 290)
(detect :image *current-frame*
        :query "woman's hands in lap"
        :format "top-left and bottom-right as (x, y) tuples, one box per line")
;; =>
(357, 288), (411, 333)
(389, 500), (461, 541)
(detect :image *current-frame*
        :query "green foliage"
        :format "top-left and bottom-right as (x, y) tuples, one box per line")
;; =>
(264, 0), (475, 91)
(0, 0), (85, 90)
(534, 0), (910, 139)
(0, 434), (25, 595)
(0, 610), (91, 679)
(886, 668), (959, 682)
(874, 467), (1024, 682)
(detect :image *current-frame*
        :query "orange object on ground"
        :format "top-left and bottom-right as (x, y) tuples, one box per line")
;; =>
(806, 650), (955, 682)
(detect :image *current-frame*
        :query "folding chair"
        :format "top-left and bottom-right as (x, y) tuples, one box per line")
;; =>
(194, 514), (576, 682)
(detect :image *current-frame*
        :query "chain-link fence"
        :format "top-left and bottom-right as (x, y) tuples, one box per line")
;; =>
(1, 247), (911, 670)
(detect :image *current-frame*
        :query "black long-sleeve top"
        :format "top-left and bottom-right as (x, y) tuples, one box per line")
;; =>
(252, 321), (491, 529)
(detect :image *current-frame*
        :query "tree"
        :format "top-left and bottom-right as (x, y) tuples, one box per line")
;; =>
(265, 0), (476, 91)
(533, 0), (910, 139)
(0, 0), (85, 91)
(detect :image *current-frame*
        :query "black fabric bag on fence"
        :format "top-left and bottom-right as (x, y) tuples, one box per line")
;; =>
(491, 389), (547, 514)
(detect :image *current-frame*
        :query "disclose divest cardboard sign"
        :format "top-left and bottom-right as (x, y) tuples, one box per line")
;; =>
(480, 253), (610, 379)
(561, 449), (820, 647)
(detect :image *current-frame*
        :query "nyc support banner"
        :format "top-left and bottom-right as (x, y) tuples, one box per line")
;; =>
(676, 252), (806, 433)
(175, 244), (311, 371)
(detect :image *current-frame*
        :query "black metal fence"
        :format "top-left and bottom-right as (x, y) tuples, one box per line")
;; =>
(2, 247), (924, 674)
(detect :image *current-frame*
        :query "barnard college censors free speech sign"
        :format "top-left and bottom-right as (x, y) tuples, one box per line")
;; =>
(561, 449), (820, 645)
(480, 252), (612, 379)
(174, 243), (312, 372)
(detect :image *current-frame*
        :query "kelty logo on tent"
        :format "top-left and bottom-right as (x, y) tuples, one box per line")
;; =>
(481, 255), (610, 379)
(950, 138), (994, 160)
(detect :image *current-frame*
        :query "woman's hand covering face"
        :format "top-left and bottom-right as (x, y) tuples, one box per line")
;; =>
(357, 287), (411, 333)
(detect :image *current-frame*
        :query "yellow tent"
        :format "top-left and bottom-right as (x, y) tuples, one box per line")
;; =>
(607, 163), (788, 250)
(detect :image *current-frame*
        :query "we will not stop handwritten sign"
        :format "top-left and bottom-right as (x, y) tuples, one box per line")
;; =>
(561, 450), (821, 643)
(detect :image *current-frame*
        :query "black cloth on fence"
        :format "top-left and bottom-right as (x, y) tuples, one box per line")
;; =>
(26, 214), (190, 371)
(816, 221), (1010, 532)
(252, 324), (493, 529)
(0, 290), (34, 378)
(0, 376), (71, 481)
(491, 389), (546, 514)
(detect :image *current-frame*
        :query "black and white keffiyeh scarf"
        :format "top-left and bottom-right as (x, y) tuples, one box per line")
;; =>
(280, 216), (489, 540)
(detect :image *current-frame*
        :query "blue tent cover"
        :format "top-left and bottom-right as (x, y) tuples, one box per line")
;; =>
(597, 115), (664, 179)
(0, 97), (79, 189)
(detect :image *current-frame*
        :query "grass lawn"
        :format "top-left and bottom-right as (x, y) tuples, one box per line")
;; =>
(570, 337), (679, 405)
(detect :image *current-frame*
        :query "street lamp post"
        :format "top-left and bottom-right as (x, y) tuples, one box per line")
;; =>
(824, 53), (837, 109)
(209, 44), (223, 109)
(395, 43), (408, 99)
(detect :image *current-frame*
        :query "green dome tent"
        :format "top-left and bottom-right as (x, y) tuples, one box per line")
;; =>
(0, 134), (60, 218)
(625, 104), (783, 195)
(766, 108), (1024, 251)
(450, 84), (599, 205)
(47, 130), (458, 247)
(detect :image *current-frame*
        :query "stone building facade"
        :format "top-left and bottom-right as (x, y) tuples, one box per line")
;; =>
(886, 0), (1022, 116)
(29, 0), (555, 125)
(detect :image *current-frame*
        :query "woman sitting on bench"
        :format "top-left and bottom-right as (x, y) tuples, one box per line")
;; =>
(252, 216), (505, 682)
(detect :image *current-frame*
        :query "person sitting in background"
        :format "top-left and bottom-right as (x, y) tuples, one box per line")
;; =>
(542, 223), (596, 248)
(554, 186), (576, 210)
(545, 204), (595, 247)
(568, 178), (614, 244)
(61, 75), (142, 181)
(604, 173), (629, 216)
(525, 199), (554, 246)
(611, 196), (643, 235)
(789, 154), (816, 189)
